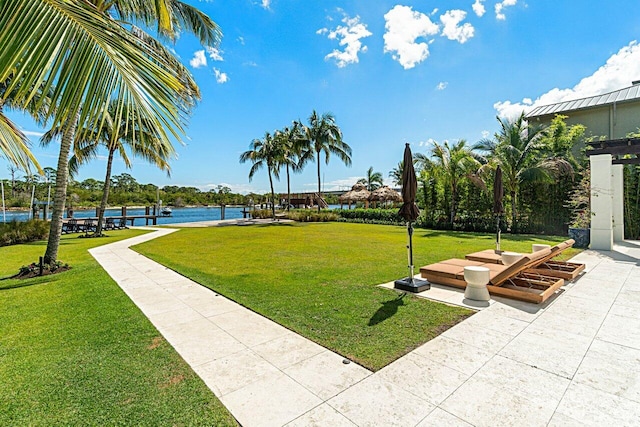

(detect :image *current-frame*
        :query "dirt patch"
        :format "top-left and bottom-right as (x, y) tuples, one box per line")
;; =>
(148, 336), (164, 350)
(6, 262), (71, 280)
(160, 374), (185, 389)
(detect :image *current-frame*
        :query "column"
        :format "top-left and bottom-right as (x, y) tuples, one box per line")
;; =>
(590, 154), (613, 250)
(612, 164), (624, 242)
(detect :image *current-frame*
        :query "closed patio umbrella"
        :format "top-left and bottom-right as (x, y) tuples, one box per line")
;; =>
(394, 144), (430, 292)
(494, 165), (504, 254)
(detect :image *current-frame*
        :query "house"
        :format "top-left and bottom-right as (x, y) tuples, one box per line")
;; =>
(526, 81), (640, 139)
(527, 83), (640, 250)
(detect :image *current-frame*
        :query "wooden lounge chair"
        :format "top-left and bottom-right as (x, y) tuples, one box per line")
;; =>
(419, 248), (564, 304)
(465, 239), (585, 280)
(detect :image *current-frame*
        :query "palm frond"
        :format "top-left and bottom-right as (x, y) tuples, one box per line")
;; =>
(0, 0), (193, 147)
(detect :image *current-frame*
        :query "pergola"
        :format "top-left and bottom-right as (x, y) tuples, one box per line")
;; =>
(586, 137), (640, 249)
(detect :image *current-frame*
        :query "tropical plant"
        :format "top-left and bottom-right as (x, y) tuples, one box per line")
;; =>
(357, 166), (383, 191)
(42, 101), (174, 236)
(240, 132), (282, 219)
(474, 112), (571, 232)
(298, 110), (352, 211)
(0, 77), (42, 172)
(274, 123), (303, 211)
(389, 161), (404, 187)
(429, 139), (483, 224)
(0, 0), (221, 263)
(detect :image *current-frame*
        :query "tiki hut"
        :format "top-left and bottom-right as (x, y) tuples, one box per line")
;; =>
(339, 184), (371, 209)
(369, 186), (402, 208)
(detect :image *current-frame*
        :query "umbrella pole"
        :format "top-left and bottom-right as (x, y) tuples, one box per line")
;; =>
(407, 221), (414, 283)
(495, 215), (502, 254)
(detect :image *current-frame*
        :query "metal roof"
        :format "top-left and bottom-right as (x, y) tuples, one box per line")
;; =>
(526, 84), (640, 118)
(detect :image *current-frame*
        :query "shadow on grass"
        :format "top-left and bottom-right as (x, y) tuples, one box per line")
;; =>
(368, 293), (406, 326)
(416, 229), (569, 241)
(0, 276), (56, 291)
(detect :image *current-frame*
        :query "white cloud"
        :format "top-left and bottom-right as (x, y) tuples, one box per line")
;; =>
(201, 182), (258, 194)
(495, 0), (517, 21)
(436, 82), (448, 90)
(440, 10), (474, 44)
(261, 0), (270, 9)
(320, 14), (372, 68)
(494, 41), (640, 118)
(214, 68), (229, 84)
(206, 46), (223, 61)
(481, 130), (490, 139)
(189, 50), (207, 68)
(472, 0), (486, 17)
(383, 5), (440, 69)
(238, 36), (245, 45)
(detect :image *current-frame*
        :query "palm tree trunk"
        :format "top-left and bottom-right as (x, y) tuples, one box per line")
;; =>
(268, 168), (275, 219)
(511, 190), (517, 233)
(95, 147), (116, 236)
(44, 114), (78, 264)
(450, 184), (456, 224)
(286, 164), (291, 212)
(316, 151), (321, 212)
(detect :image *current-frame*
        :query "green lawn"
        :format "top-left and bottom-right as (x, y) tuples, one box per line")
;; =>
(0, 230), (237, 426)
(133, 222), (579, 371)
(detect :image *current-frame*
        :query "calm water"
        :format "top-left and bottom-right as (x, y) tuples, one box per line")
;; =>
(1, 206), (247, 226)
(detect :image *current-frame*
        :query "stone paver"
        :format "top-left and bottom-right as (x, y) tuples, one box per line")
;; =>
(90, 228), (640, 426)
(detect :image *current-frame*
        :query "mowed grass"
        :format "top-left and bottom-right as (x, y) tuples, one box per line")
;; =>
(134, 222), (579, 370)
(0, 230), (237, 426)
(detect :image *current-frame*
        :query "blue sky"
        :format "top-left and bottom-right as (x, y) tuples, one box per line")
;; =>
(4, 0), (640, 194)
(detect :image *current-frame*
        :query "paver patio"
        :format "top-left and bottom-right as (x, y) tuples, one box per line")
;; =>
(90, 227), (640, 426)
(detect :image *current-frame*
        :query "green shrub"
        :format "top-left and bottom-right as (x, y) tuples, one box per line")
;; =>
(0, 220), (50, 247)
(335, 208), (404, 225)
(285, 209), (338, 222)
(250, 209), (275, 219)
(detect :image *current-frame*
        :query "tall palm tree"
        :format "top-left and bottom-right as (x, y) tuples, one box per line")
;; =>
(389, 161), (404, 187)
(357, 166), (383, 191)
(0, 0), (220, 263)
(298, 110), (352, 211)
(274, 123), (303, 211)
(474, 113), (570, 232)
(430, 139), (482, 224)
(43, 102), (174, 236)
(240, 132), (282, 219)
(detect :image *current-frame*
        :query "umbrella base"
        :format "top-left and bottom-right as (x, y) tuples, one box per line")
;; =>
(394, 277), (430, 293)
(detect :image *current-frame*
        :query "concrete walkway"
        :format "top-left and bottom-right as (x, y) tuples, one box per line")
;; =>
(90, 228), (640, 426)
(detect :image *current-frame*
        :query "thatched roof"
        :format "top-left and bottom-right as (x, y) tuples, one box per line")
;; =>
(369, 186), (402, 202)
(339, 183), (371, 202)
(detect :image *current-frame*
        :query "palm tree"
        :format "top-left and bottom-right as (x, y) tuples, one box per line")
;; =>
(0, 0), (220, 263)
(389, 161), (404, 187)
(429, 140), (482, 224)
(43, 102), (174, 236)
(240, 132), (282, 219)
(298, 110), (352, 211)
(358, 166), (383, 191)
(0, 77), (42, 172)
(474, 113), (571, 232)
(274, 124), (303, 211)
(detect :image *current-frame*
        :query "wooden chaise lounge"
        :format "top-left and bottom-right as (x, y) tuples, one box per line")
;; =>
(419, 247), (565, 304)
(465, 239), (585, 280)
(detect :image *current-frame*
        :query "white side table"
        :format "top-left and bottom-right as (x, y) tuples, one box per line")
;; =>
(464, 266), (491, 301)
